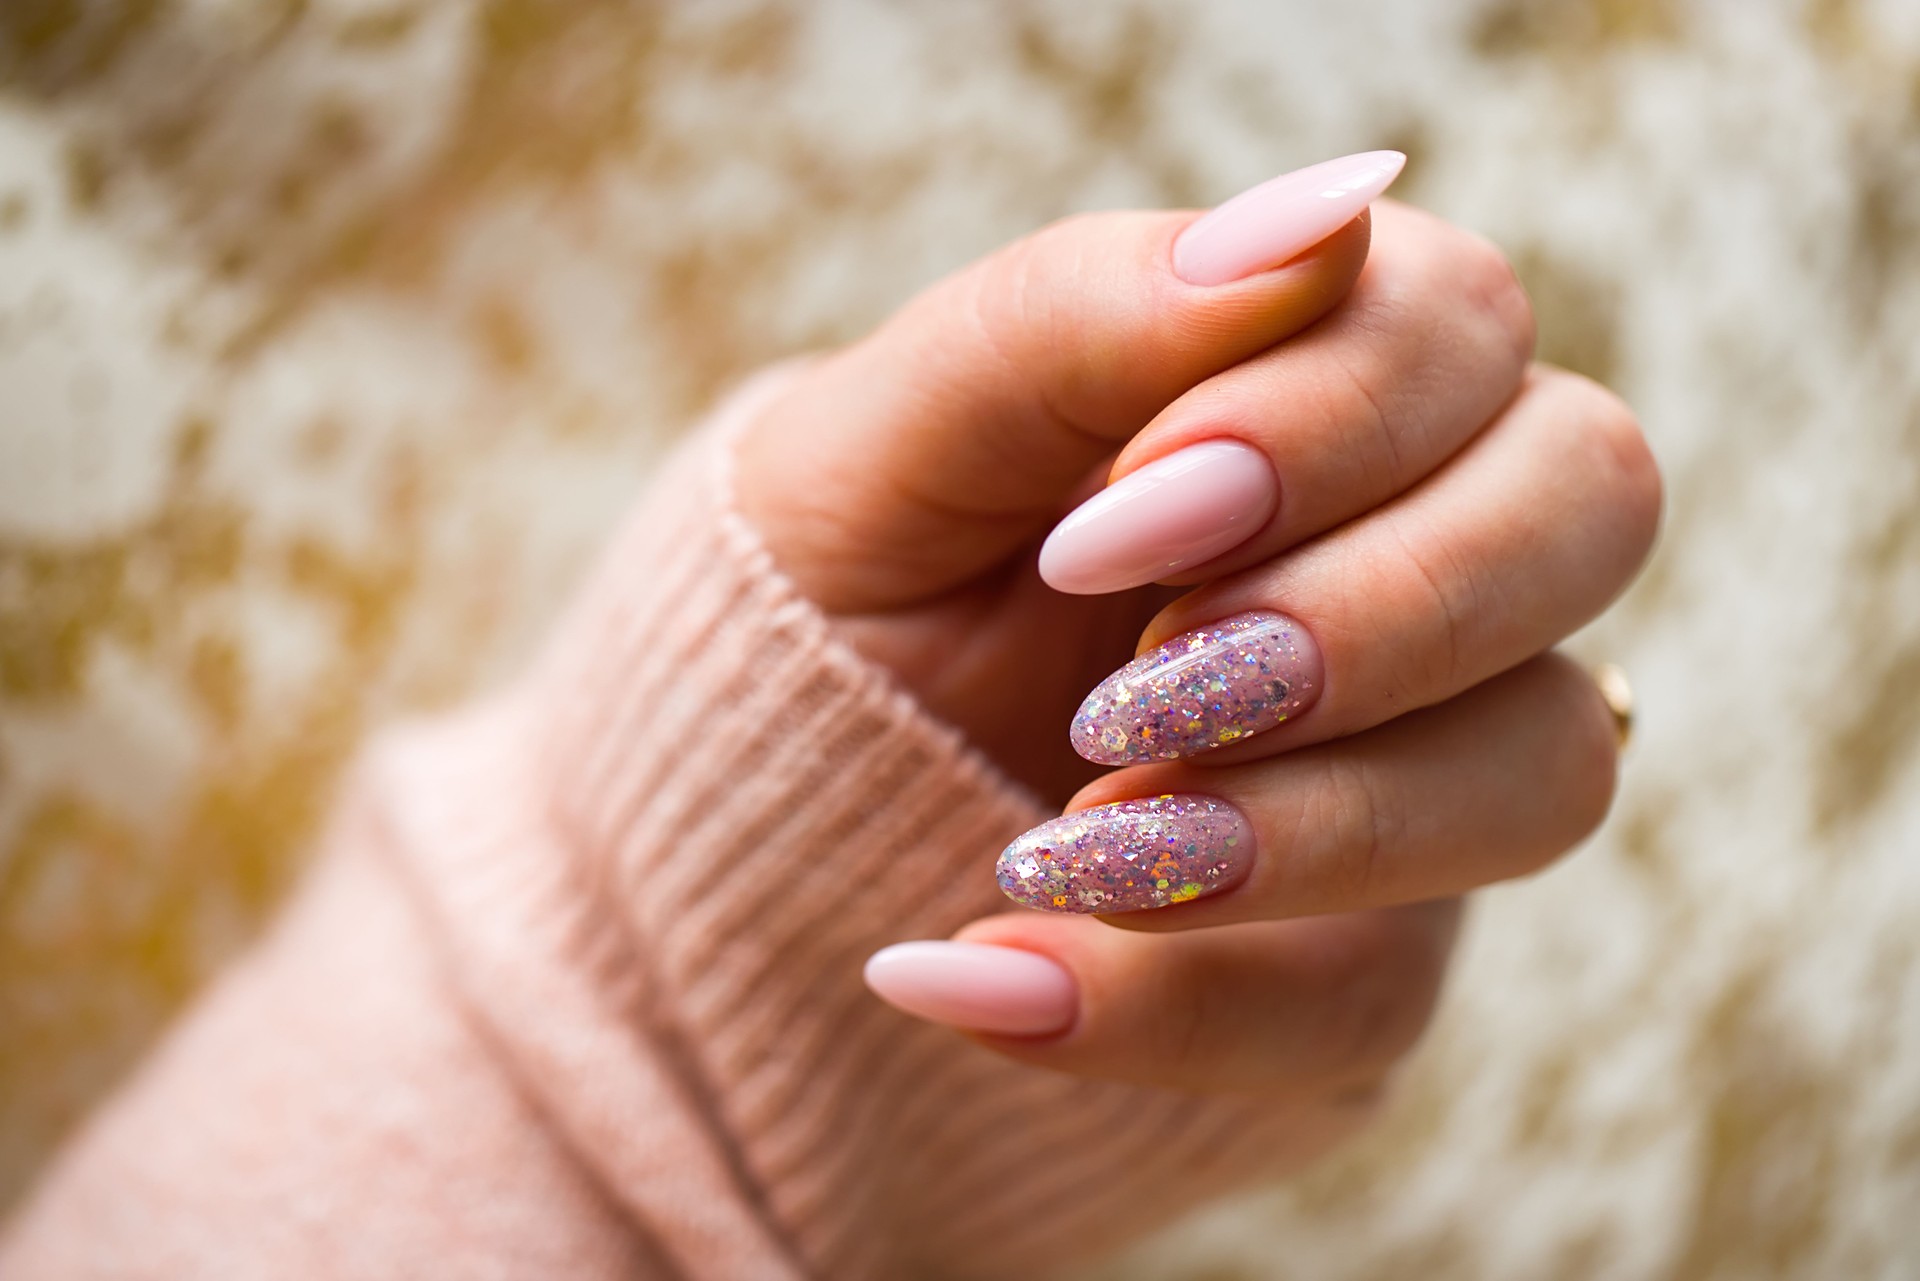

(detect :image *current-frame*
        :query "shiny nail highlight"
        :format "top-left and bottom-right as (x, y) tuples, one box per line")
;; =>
(1173, 150), (1406, 286)
(863, 941), (1077, 1035)
(1038, 439), (1277, 595)
(1071, 611), (1321, 764)
(997, 795), (1254, 914)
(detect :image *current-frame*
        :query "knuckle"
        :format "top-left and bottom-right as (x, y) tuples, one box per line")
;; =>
(1543, 370), (1665, 563)
(969, 231), (1055, 352)
(1367, 206), (1536, 366)
(1394, 512), (1490, 698)
(1383, 208), (1535, 365)
(1333, 348), (1415, 494)
(1517, 655), (1622, 866)
(1323, 513), (1486, 709)
(1561, 663), (1625, 839)
(999, 210), (1117, 307)
(1449, 228), (1537, 363)
(963, 212), (1138, 442)
(961, 212), (1108, 348)
(1304, 755), (1404, 909)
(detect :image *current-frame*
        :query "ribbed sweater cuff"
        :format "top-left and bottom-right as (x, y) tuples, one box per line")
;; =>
(526, 370), (1064, 1275)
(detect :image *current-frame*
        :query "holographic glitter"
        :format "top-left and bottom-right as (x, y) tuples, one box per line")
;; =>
(1070, 611), (1320, 765)
(996, 795), (1254, 914)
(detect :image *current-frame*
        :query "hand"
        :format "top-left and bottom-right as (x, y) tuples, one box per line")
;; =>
(730, 151), (1659, 1262)
(737, 148), (1656, 1055)
(0, 152), (1661, 1281)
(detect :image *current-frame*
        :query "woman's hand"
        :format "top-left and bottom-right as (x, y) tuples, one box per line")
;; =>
(736, 152), (1660, 1087)
(0, 153), (1662, 1281)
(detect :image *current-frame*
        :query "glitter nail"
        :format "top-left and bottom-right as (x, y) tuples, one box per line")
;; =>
(995, 795), (1254, 914)
(1070, 611), (1321, 764)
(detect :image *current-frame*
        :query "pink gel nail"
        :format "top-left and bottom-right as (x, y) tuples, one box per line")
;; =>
(1071, 611), (1322, 763)
(1038, 439), (1277, 595)
(997, 795), (1255, 914)
(863, 941), (1077, 1036)
(1173, 150), (1407, 286)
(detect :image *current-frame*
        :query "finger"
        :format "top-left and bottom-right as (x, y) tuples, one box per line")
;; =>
(1037, 201), (1535, 595)
(924, 901), (1459, 1093)
(738, 154), (1408, 612)
(1069, 365), (1661, 767)
(1020, 654), (1618, 929)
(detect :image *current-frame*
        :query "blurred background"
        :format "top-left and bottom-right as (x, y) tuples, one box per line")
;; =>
(3, 0), (1918, 1276)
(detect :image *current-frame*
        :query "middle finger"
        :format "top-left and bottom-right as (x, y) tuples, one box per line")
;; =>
(1067, 364), (1660, 769)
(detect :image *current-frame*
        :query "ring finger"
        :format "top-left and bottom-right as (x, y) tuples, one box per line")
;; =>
(1001, 654), (1619, 926)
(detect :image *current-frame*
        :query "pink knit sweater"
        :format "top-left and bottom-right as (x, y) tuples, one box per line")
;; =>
(0, 380), (1318, 1279)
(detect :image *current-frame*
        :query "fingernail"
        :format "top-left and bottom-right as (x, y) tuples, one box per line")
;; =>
(863, 941), (1078, 1036)
(1071, 611), (1321, 764)
(997, 795), (1254, 914)
(1037, 439), (1277, 595)
(1173, 150), (1406, 287)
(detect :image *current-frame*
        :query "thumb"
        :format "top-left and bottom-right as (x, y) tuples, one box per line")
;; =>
(736, 152), (1403, 612)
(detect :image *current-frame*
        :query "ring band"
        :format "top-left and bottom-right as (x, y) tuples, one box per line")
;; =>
(1591, 662), (1633, 749)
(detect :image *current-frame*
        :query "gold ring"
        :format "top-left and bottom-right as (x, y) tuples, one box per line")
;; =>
(1591, 662), (1633, 749)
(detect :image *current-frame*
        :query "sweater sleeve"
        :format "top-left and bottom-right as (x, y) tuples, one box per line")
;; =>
(2, 370), (1310, 1280)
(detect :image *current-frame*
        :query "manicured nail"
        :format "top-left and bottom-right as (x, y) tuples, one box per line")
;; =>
(1037, 439), (1277, 595)
(863, 941), (1078, 1036)
(1173, 150), (1406, 286)
(997, 795), (1254, 914)
(1071, 611), (1321, 764)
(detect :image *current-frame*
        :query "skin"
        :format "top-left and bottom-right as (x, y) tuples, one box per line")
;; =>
(735, 199), (1661, 1098)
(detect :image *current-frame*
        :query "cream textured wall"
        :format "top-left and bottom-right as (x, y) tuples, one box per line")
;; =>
(4, 1), (1919, 1276)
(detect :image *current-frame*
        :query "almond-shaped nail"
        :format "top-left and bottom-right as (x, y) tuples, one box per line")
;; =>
(997, 795), (1254, 914)
(1071, 611), (1321, 764)
(1038, 439), (1277, 595)
(1173, 150), (1406, 286)
(863, 941), (1077, 1035)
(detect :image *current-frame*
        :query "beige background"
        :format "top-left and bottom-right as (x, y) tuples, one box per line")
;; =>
(4, 1), (1920, 1276)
